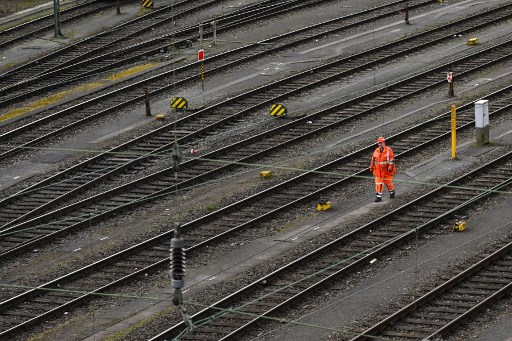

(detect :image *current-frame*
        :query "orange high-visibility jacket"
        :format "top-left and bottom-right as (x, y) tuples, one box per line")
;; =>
(370, 146), (395, 177)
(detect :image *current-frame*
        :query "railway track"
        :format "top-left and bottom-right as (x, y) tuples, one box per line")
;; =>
(0, 0), (441, 135)
(0, 0), (123, 50)
(0, 0), (378, 105)
(350, 237), (512, 340)
(1, 37), (512, 258)
(136, 150), (512, 340)
(1, 4), (511, 230)
(0, 85), (511, 338)
(0, 0), (337, 94)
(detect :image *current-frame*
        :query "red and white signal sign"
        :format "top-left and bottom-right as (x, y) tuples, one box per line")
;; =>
(198, 49), (205, 61)
(447, 72), (453, 82)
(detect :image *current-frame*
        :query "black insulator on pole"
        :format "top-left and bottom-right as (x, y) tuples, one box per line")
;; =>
(171, 223), (186, 293)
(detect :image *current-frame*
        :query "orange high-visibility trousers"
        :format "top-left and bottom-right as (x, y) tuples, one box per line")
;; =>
(375, 176), (394, 198)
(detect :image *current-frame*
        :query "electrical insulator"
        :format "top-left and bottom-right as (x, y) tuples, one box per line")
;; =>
(171, 224), (186, 290)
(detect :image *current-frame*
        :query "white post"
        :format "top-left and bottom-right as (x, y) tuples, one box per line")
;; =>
(474, 100), (489, 145)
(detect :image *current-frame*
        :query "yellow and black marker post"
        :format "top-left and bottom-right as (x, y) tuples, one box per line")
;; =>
(141, 0), (153, 8)
(270, 104), (287, 117)
(171, 97), (188, 111)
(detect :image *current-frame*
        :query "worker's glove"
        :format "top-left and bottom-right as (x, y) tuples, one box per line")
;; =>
(388, 166), (394, 173)
(370, 167), (374, 172)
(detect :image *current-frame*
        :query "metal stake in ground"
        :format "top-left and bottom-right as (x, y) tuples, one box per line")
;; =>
(53, 0), (63, 37)
(447, 72), (454, 97)
(145, 85), (151, 117)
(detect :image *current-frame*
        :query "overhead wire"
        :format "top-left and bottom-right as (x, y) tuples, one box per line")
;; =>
(2, 1), (512, 338)
(1, 140), (512, 207)
(1, 222), (510, 340)
(252, 221), (512, 340)
(1, 143), (512, 239)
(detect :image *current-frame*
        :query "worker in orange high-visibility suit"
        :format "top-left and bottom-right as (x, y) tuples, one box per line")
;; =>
(369, 137), (396, 202)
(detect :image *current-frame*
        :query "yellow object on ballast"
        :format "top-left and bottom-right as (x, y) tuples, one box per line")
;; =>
(453, 221), (466, 232)
(468, 38), (478, 45)
(260, 171), (272, 178)
(316, 201), (331, 211)
(155, 114), (167, 120)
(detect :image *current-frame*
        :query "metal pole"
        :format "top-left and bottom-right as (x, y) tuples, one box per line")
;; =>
(117, 0), (121, 14)
(449, 80), (454, 97)
(145, 85), (151, 117)
(53, 0), (63, 37)
(451, 105), (457, 159)
(199, 23), (203, 49)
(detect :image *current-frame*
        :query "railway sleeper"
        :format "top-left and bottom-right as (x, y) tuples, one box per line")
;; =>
(467, 277), (510, 285)
(460, 283), (504, 291)
(451, 288), (494, 296)
(421, 203), (452, 210)
(0, 212), (24, 219)
(242, 301), (278, 309)
(17, 302), (53, 311)
(471, 178), (508, 186)
(365, 235), (394, 243)
(31, 296), (70, 305)
(432, 300), (476, 309)
(487, 265), (512, 272)
(262, 283), (301, 293)
(100, 268), (135, 275)
(236, 306), (269, 314)
(402, 318), (447, 327)
(380, 330), (429, 338)
(114, 261), (154, 269)
(395, 216), (429, 223)
(1, 236), (34, 243)
(433, 198), (469, 205)
(386, 323), (435, 334)
(378, 225), (412, 233)
(2, 310), (39, 318)
(0, 316), (27, 324)
(412, 312), (455, 320)
(478, 271), (512, 279)
(207, 320), (247, 328)
(439, 294), (486, 303)
(494, 260), (512, 267)
(404, 212), (442, 219)
(368, 231), (400, 238)
(415, 207), (446, 215)
(423, 306), (471, 314)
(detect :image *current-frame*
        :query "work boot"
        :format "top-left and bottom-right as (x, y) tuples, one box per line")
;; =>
(375, 196), (382, 202)
(390, 190), (395, 199)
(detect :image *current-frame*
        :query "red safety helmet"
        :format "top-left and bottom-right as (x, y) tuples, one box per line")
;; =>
(377, 137), (385, 143)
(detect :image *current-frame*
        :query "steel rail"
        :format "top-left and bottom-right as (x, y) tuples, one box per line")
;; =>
(0, 0), (119, 49)
(0, 0), (223, 88)
(150, 153), (512, 340)
(2, 0), (509, 150)
(2, 110), (512, 340)
(351, 239), (512, 340)
(1, 4), (510, 230)
(0, 0), (337, 91)
(0, 37), (511, 248)
(0, 0), (430, 105)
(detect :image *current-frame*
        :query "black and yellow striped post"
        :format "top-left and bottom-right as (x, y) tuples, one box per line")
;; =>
(171, 97), (188, 111)
(270, 104), (287, 117)
(141, 0), (153, 8)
